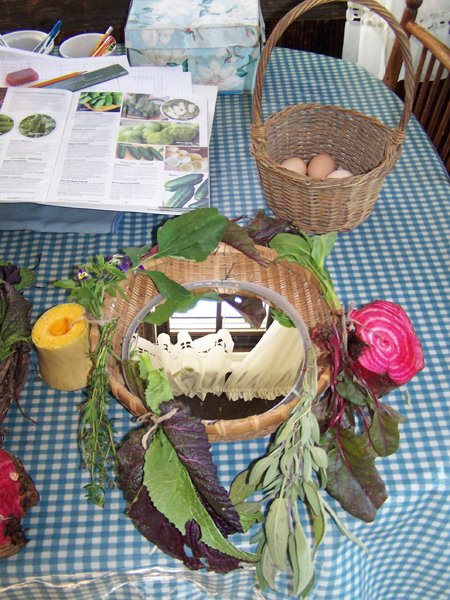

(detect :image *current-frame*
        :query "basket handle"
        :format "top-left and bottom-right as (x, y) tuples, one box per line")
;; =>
(252, 0), (414, 139)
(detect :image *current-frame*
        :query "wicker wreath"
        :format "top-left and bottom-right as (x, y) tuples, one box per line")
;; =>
(103, 243), (335, 442)
(251, 0), (414, 233)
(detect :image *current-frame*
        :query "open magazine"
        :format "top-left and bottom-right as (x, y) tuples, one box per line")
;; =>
(0, 85), (209, 213)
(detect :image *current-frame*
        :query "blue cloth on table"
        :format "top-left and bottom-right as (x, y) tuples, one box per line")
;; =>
(0, 203), (123, 233)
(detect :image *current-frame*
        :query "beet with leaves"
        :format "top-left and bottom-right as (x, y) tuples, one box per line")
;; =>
(347, 300), (425, 397)
(313, 299), (424, 523)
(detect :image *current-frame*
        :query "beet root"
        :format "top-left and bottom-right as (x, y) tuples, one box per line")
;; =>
(0, 449), (39, 558)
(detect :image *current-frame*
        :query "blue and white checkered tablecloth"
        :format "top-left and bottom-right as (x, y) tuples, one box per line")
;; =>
(0, 48), (449, 599)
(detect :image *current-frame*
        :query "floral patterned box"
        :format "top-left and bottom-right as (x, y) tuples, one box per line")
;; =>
(125, 0), (265, 93)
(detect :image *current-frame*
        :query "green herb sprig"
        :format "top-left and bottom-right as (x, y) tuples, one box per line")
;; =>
(230, 347), (365, 597)
(54, 252), (145, 506)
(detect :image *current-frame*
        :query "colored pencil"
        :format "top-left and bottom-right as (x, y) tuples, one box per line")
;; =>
(30, 71), (86, 88)
(90, 26), (113, 56)
(92, 35), (116, 58)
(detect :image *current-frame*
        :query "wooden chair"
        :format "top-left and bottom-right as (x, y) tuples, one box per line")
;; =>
(384, 0), (450, 173)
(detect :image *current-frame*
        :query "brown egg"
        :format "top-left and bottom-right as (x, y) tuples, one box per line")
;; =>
(307, 153), (336, 179)
(327, 168), (353, 179)
(280, 157), (307, 175)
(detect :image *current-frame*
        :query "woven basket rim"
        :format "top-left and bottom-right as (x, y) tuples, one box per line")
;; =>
(103, 243), (336, 441)
(251, 102), (402, 183)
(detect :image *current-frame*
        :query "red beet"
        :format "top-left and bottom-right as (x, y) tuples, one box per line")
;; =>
(0, 449), (39, 558)
(348, 300), (425, 397)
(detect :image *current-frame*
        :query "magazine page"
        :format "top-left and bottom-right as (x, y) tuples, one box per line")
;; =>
(0, 86), (72, 204)
(51, 89), (210, 213)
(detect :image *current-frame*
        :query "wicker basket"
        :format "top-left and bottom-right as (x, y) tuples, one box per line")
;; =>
(251, 0), (415, 234)
(102, 243), (335, 442)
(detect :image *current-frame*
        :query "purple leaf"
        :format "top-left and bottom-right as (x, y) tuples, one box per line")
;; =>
(117, 425), (243, 573)
(220, 294), (266, 329)
(185, 520), (240, 574)
(243, 210), (290, 245)
(326, 429), (387, 522)
(221, 220), (268, 266)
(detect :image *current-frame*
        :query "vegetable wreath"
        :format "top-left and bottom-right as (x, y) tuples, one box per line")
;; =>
(52, 208), (424, 597)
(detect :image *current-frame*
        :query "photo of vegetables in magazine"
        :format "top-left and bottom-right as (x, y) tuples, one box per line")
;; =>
(0, 86), (209, 214)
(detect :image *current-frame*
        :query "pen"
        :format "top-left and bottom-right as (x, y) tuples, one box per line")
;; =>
(90, 26), (113, 56)
(30, 71), (86, 88)
(0, 35), (9, 47)
(33, 20), (62, 54)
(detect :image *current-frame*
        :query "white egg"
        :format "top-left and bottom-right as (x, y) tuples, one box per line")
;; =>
(327, 168), (353, 179)
(280, 157), (307, 175)
(307, 153), (336, 179)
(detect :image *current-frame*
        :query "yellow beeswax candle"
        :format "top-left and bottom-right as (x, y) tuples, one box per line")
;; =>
(31, 303), (92, 391)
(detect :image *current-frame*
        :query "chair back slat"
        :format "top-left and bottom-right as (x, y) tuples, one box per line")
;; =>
(384, 4), (450, 173)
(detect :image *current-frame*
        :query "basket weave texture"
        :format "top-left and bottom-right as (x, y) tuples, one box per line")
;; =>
(251, 0), (415, 234)
(103, 243), (335, 442)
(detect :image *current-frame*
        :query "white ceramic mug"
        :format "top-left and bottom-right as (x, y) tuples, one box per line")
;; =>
(59, 33), (116, 58)
(2, 30), (54, 54)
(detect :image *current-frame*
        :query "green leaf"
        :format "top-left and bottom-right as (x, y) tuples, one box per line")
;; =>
(248, 454), (274, 487)
(369, 403), (405, 457)
(322, 497), (368, 553)
(310, 232), (337, 268)
(14, 267), (34, 290)
(288, 522), (314, 597)
(122, 244), (150, 266)
(142, 294), (198, 326)
(303, 448), (312, 482)
(326, 430), (388, 522)
(271, 308), (294, 328)
(144, 429), (257, 562)
(155, 208), (229, 261)
(310, 505), (327, 557)
(269, 232), (341, 311)
(336, 376), (369, 406)
(309, 445), (328, 470)
(265, 497), (289, 570)
(229, 469), (257, 504)
(270, 232), (312, 259)
(303, 480), (322, 517)
(143, 368), (174, 413)
(143, 270), (192, 301)
(258, 540), (278, 591)
(234, 501), (263, 532)
(53, 278), (78, 289)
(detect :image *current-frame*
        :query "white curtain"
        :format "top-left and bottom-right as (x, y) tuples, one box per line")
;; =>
(342, 0), (450, 79)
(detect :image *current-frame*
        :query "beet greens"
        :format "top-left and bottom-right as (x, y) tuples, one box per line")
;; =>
(0, 262), (35, 423)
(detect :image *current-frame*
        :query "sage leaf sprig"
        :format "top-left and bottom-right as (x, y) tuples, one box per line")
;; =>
(230, 348), (364, 597)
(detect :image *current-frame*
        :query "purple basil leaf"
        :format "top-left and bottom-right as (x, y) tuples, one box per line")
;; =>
(326, 428), (387, 522)
(221, 220), (268, 266)
(118, 426), (242, 573)
(185, 520), (241, 574)
(128, 487), (203, 569)
(117, 428), (147, 502)
(160, 401), (243, 534)
(220, 294), (266, 329)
